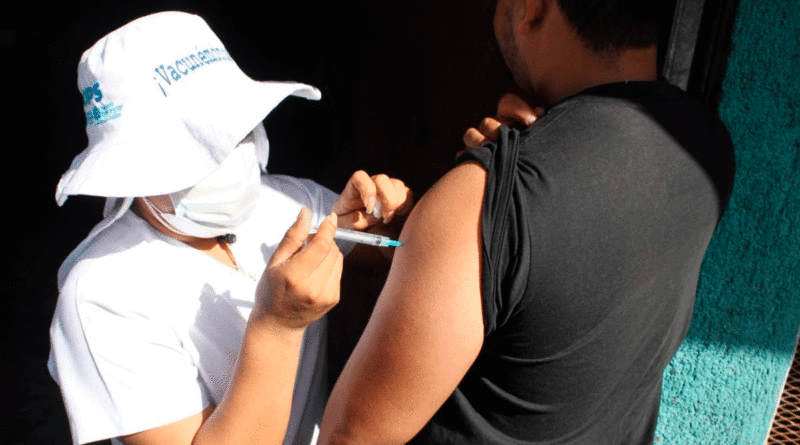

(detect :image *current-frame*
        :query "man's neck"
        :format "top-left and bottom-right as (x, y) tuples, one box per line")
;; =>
(539, 45), (658, 107)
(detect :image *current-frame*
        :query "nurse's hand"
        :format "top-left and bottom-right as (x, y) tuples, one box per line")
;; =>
(461, 93), (545, 151)
(253, 207), (343, 331)
(333, 171), (414, 230)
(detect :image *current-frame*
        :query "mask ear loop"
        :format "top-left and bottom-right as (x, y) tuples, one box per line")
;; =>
(139, 196), (193, 239)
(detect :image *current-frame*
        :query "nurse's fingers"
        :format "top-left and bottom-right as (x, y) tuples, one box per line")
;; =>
(268, 206), (312, 268)
(333, 170), (378, 216)
(371, 174), (412, 224)
(258, 212), (341, 329)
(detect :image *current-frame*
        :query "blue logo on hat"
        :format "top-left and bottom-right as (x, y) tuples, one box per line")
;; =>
(82, 83), (103, 105)
(83, 82), (122, 126)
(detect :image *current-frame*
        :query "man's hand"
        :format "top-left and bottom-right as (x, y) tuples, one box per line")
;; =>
(333, 171), (414, 230)
(462, 93), (545, 150)
(253, 207), (343, 331)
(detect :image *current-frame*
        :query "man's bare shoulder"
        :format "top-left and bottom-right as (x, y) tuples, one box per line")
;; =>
(400, 160), (487, 246)
(319, 161), (487, 445)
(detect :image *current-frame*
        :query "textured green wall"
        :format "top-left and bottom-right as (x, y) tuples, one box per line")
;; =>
(656, 0), (800, 443)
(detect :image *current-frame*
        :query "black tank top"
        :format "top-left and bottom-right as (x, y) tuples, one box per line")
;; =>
(410, 81), (735, 444)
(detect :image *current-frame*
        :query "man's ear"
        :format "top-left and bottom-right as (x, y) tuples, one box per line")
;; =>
(517, 0), (548, 33)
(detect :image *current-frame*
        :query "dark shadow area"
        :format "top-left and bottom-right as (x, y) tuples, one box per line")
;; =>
(684, 0), (741, 108)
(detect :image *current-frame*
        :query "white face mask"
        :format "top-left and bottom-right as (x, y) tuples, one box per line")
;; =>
(146, 132), (262, 239)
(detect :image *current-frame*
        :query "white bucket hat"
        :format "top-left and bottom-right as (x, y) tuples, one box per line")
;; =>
(55, 11), (321, 286)
(55, 10), (321, 206)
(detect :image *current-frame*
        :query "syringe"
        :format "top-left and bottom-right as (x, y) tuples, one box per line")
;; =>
(311, 227), (402, 247)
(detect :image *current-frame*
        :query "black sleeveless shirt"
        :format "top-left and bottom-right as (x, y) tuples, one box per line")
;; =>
(410, 81), (735, 444)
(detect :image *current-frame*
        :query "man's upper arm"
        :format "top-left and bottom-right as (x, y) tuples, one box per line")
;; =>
(319, 161), (487, 444)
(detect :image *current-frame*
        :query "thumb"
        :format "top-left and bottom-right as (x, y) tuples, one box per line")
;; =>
(268, 207), (312, 267)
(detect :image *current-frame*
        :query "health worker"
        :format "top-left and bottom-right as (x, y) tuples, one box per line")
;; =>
(48, 11), (411, 445)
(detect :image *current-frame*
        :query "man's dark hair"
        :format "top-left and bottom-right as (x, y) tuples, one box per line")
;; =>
(556, 0), (672, 53)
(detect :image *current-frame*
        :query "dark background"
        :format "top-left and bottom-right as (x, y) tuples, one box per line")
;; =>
(3, 0), (728, 443)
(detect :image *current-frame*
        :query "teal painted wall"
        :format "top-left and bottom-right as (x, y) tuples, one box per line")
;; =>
(657, 1), (800, 443)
